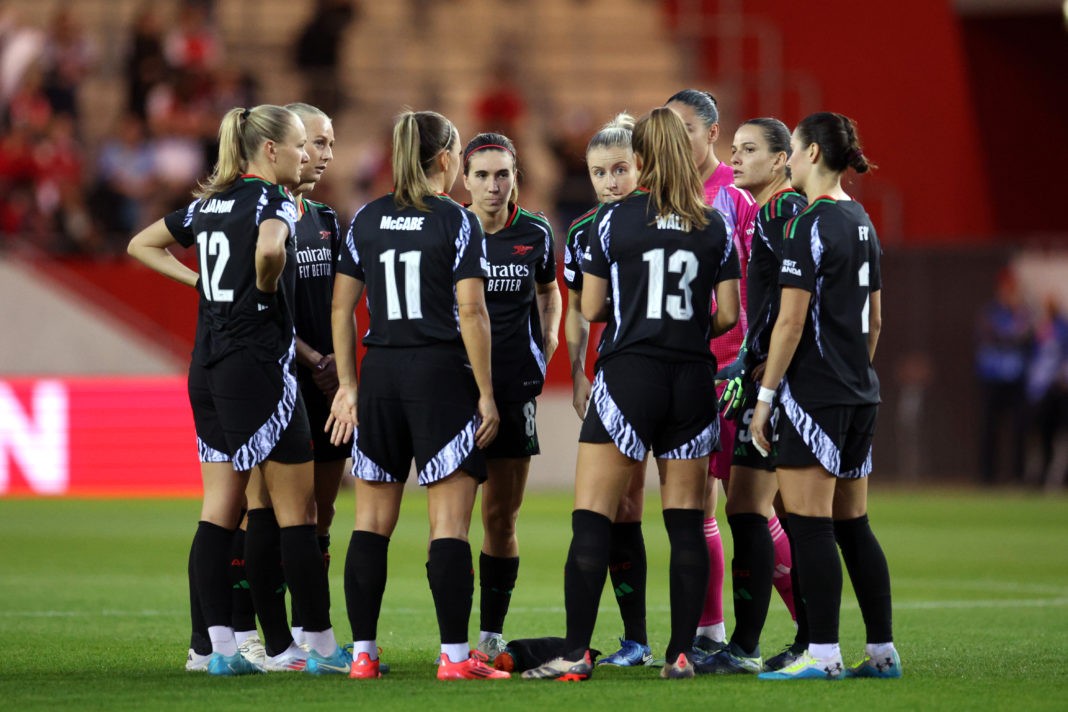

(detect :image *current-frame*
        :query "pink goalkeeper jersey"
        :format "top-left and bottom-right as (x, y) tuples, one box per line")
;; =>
(705, 161), (758, 367)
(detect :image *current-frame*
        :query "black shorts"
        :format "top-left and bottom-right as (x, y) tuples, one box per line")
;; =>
(774, 381), (877, 478)
(352, 346), (486, 485)
(731, 381), (776, 472)
(483, 398), (540, 460)
(188, 347), (313, 471)
(579, 354), (719, 460)
(298, 366), (350, 463)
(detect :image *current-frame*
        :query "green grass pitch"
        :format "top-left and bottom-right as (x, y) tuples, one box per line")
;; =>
(1, 488), (1066, 710)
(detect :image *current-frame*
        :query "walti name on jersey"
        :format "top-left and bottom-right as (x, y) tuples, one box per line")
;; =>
(781, 259), (802, 276)
(488, 263), (530, 278)
(200, 198), (235, 214)
(655, 214), (690, 231)
(380, 216), (426, 231)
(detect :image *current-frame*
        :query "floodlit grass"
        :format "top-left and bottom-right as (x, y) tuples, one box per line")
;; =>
(1, 489), (1066, 710)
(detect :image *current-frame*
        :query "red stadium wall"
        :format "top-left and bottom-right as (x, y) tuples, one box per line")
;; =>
(671, 0), (994, 242)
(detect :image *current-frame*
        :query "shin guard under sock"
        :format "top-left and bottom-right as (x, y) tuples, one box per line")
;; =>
(563, 509), (613, 656)
(835, 514), (893, 644)
(345, 530), (389, 642)
(426, 538), (474, 645)
(608, 521), (648, 645)
(663, 508), (709, 662)
(727, 513), (774, 654)
(479, 553), (519, 635)
(787, 514), (841, 645)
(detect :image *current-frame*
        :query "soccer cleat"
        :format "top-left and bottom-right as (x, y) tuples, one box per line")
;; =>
(186, 648), (211, 672)
(521, 650), (594, 681)
(347, 652), (382, 679)
(660, 652), (695, 679)
(693, 642), (762, 675)
(262, 646), (307, 672)
(597, 638), (655, 667)
(207, 651), (265, 676)
(848, 648), (902, 679)
(304, 645), (351, 676)
(476, 634), (509, 663)
(764, 641), (806, 672)
(692, 634), (727, 657)
(437, 650), (511, 680)
(758, 651), (844, 680)
(237, 636), (267, 667)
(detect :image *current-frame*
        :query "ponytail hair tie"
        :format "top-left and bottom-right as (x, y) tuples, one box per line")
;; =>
(848, 148), (863, 163)
(240, 108), (251, 120)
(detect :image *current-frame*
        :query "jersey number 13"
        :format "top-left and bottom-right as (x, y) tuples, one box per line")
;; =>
(643, 248), (699, 320)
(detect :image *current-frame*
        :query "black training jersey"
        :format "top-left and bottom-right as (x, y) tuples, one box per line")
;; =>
(483, 204), (557, 401)
(583, 190), (740, 368)
(563, 205), (598, 292)
(746, 190), (807, 365)
(338, 193), (488, 348)
(164, 175), (299, 366)
(293, 199), (341, 357)
(778, 197), (882, 406)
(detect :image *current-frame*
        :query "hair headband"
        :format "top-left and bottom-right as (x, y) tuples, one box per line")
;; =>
(464, 143), (515, 165)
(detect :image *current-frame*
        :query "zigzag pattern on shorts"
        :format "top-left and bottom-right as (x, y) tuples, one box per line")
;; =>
(591, 370), (646, 461)
(419, 414), (479, 485)
(351, 428), (395, 482)
(659, 415), (719, 460)
(779, 379), (841, 476)
(232, 337), (298, 472)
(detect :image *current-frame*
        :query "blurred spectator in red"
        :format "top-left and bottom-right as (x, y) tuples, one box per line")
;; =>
(39, 6), (95, 122)
(164, 4), (221, 73)
(294, 0), (359, 115)
(473, 60), (526, 139)
(124, 5), (168, 119)
(34, 114), (94, 253)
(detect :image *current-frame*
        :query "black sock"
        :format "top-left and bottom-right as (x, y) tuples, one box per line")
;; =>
(191, 521), (235, 628)
(563, 509), (612, 657)
(479, 553), (519, 635)
(609, 522), (648, 645)
(344, 530), (389, 641)
(280, 524), (331, 633)
(291, 535), (332, 630)
(188, 538), (211, 655)
(426, 538), (474, 645)
(663, 508), (708, 662)
(245, 509), (292, 656)
(835, 515), (893, 644)
(787, 514), (841, 645)
(780, 517), (809, 649)
(229, 528), (257, 634)
(727, 513), (773, 655)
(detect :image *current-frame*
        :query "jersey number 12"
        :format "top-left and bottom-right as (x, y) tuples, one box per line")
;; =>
(196, 231), (233, 302)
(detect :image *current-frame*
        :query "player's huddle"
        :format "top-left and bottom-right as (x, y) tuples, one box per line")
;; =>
(127, 87), (900, 683)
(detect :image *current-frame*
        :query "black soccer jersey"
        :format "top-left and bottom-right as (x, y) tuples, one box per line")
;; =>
(483, 204), (557, 401)
(293, 199), (341, 357)
(164, 175), (300, 366)
(582, 190), (740, 368)
(563, 205), (598, 292)
(778, 197), (882, 406)
(746, 189), (807, 365)
(337, 193), (488, 348)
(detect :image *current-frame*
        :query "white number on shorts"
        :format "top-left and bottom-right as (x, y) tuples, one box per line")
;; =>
(380, 249), (423, 320)
(859, 260), (870, 334)
(195, 231), (233, 302)
(737, 407), (754, 443)
(522, 401), (537, 437)
(642, 248), (699, 320)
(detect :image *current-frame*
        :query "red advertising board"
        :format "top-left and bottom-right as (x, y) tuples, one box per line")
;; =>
(0, 377), (202, 497)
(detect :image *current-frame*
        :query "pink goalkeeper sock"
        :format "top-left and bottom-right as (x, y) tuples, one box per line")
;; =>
(769, 515), (797, 620)
(699, 517), (725, 627)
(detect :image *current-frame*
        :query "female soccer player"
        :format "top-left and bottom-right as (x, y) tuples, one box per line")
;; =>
(564, 113), (655, 668)
(127, 104), (344, 675)
(750, 112), (900, 680)
(461, 133), (561, 661)
(524, 107), (740, 681)
(318, 110), (508, 681)
(665, 88), (757, 653)
(222, 103), (346, 673)
(695, 117), (807, 675)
